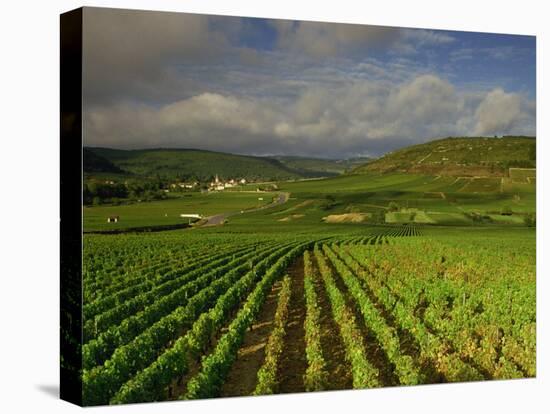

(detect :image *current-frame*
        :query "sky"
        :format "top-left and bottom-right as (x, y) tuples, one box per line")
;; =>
(82, 7), (536, 158)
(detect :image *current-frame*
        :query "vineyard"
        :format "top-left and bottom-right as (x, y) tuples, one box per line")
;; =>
(81, 226), (535, 405)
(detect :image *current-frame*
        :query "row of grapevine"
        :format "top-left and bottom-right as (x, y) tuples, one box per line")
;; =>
(253, 275), (292, 395)
(83, 242), (300, 405)
(382, 226), (421, 237)
(84, 237), (211, 292)
(79, 226), (534, 404)
(344, 237), (534, 379)
(313, 246), (381, 389)
(82, 242), (280, 369)
(85, 243), (308, 404)
(302, 251), (328, 391)
(323, 244), (422, 385)
(182, 244), (310, 400)
(83, 243), (271, 342)
(110, 245), (301, 404)
(84, 242), (258, 321)
(83, 234), (271, 300)
(340, 245), (484, 382)
(84, 244), (215, 302)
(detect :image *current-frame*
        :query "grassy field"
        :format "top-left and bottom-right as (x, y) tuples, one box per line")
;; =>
(84, 170), (535, 232)
(84, 192), (275, 231)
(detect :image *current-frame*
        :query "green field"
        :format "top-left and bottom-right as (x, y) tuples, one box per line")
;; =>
(86, 171), (536, 232)
(509, 168), (536, 183)
(84, 192), (274, 231)
(80, 167), (536, 405)
(235, 173), (536, 228)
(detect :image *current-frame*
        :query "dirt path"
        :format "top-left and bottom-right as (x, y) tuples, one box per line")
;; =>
(277, 256), (307, 394)
(220, 280), (283, 397)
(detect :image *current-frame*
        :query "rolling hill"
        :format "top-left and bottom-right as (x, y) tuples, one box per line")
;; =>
(352, 136), (535, 177)
(84, 148), (328, 181)
(83, 148), (123, 174)
(273, 156), (372, 176)
(84, 148), (370, 181)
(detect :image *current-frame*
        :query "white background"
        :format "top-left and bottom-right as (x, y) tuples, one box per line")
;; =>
(0, 0), (547, 412)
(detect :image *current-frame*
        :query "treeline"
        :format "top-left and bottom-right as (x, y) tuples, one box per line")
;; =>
(83, 181), (167, 205)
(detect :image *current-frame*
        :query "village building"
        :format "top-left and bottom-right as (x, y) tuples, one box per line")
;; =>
(171, 181), (198, 189)
(208, 174), (247, 191)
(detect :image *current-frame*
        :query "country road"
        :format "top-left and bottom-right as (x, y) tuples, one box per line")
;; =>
(201, 192), (289, 227)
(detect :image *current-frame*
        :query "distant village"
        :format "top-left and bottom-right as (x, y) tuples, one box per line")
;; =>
(84, 173), (281, 207)
(170, 174), (247, 192)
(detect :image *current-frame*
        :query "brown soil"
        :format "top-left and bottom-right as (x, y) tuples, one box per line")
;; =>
(309, 255), (353, 390)
(277, 256), (307, 394)
(219, 280), (283, 397)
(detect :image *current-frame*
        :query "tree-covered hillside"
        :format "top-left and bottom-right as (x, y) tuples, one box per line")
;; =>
(85, 148), (305, 181)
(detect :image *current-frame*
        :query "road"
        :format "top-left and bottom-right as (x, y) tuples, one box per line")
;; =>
(200, 192), (289, 227)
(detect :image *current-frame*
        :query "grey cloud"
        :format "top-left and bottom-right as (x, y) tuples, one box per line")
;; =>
(83, 8), (237, 105)
(80, 9), (534, 158)
(85, 74), (535, 158)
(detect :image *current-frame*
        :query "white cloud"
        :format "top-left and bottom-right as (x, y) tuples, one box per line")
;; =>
(474, 88), (531, 135)
(271, 20), (400, 57)
(85, 75), (535, 158)
(401, 29), (455, 46)
(390, 29), (455, 55)
(449, 48), (475, 62)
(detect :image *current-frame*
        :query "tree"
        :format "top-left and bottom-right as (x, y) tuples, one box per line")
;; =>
(320, 194), (337, 210)
(388, 201), (399, 212)
(371, 210), (386, 224)
(501, 206), (513, 216)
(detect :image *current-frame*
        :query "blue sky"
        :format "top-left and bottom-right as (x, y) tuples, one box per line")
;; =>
(83, 8), (536, 158)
